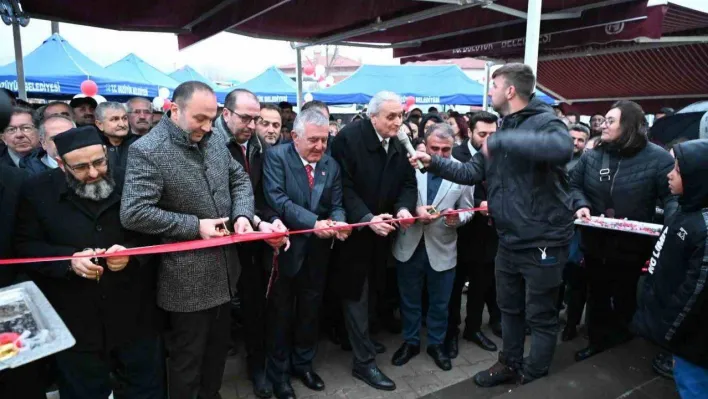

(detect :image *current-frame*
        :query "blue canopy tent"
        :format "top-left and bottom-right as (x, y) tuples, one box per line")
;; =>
(0, 34), (153, 100)
(169, 65), (228, 103)
(106, 53), (180, 99)
(235, 67), (297, 104)
(313, 64), (554, 106)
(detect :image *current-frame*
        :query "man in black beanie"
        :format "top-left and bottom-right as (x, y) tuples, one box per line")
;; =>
(13, 126), (164, 399)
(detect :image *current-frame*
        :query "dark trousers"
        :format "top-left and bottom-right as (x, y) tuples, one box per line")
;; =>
(397, 241), (456, 346)
(585, 256), (642, 349)
(0, 361), (47, 399)
(237, 243), (269, 376)
(55, 335), (165, 399)
(343, 278), (377, 367)
(266, 259), (327, 383)
(558, 261), (587, 328)
(448, 258), (500, 337)
(496, 245), (567, 378)
(165, 303), (230, 399)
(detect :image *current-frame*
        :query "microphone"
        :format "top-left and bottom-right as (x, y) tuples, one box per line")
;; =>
(396, 127), (426, 173)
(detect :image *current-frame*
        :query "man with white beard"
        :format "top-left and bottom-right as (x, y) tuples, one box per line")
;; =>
(13, 125), (164, 399)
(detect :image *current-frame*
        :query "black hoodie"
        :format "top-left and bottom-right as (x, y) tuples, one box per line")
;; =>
(633, 139), (708, 367)
(430, 96), (575, 250)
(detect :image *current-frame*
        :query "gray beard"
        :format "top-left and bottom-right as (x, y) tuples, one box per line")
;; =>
(66, 171), (116, 201)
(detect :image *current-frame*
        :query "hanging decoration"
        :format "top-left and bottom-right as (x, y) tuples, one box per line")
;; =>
(80, 80), (98, 97)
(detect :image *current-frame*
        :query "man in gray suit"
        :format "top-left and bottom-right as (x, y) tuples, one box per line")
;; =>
(262, 109), (350, 399)
(391, 123), (475, 372)
(121, 81), (255, 399)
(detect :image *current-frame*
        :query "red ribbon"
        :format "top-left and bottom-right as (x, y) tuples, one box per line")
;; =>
(0, 207), (488, 265)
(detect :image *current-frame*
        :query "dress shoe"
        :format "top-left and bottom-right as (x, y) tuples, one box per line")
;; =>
(561, 325), (578, 342)
(463, 330), (498, 352)
(490, 322), (502, 338)
(252, 371), (273, 398)
(575, 346), (603, 362)
(352, 364), (396, 391)
(373, 340), (386, 354)
(445, 335), (459, 359)
(652, 352), (674, 380)
(473, 361), (518, 387)
(391, 343), (420, 366)
(294, 370), (325, 391)
(427, 344), (452, 371)
(272, 381), (296, 399)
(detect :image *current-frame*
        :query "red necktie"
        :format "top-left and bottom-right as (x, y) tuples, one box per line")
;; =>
(241, 145), (250, 173)
(305, 164), (314, 190)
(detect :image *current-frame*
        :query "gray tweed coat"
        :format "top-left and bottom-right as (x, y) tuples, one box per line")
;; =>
(120, 114), (254, 312)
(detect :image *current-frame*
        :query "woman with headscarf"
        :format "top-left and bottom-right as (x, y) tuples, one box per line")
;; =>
(569, 100), (678, 361)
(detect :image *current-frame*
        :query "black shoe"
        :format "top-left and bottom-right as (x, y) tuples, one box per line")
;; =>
(427, 344), (452, 371)
(473, 361), (518, 387)
(445, 335), (459, 359)
(561, 326), (577, 342)
(575, 346), (603, 362)
(652, 353), (674, 380)
(490, 321), (502, 338)
(252, 371), (273, 398)
(272, 381), (296, 399)
(294, 370), (325, 391)
(391, 343), (420, 366)
(518, 368), (547, 385)
(373, 340), (386, 354)
(463, 330), (498, 352)
(352, 364), (396, 391)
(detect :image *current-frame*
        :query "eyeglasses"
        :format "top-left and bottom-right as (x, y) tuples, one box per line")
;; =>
(4, 125), (36, 135)
(601, 118), (617, 126)
(65, 157), (108, 174)
(258, 119), (281, 129)
(225, 107), (262, 125)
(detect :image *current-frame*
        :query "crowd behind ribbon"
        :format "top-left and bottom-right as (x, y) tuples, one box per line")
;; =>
(0, 62), (706, 399)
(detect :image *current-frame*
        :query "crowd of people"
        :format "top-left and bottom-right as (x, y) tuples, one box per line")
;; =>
(0, 62), (706, 399)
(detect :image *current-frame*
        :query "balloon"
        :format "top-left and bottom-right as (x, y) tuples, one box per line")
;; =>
(325, 75), (335, 86)
(304, 92), (314, 102)
(80, 80), (98, 97)
(318, 80), (327, 89)
(152, 97), (164, 110)
(303, 65), (315, 76)
(315, 64), (325, 77)
(162, 98), (172, 111)
(92, 95), (106, 104)
(405, 96), (415, 106)
(158, 87), (170, 99)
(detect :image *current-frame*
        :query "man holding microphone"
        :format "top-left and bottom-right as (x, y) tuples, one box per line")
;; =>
(409, 64), (574, 387)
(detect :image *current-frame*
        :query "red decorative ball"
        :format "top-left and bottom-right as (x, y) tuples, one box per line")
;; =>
(303, 64), (315, 76)
(405, 96), (415, 106)
(162, 98), (171, 111)
(80, 80), (98, 97)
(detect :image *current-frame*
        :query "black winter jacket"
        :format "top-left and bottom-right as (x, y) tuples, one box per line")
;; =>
(633, 139), (708, 367)
(429, 97), (575, 250)
(570, 141), (678, 261)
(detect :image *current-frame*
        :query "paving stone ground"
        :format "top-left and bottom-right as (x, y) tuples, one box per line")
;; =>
(221, 299), (529, 399)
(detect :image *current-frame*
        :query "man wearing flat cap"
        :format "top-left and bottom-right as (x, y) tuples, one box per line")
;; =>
(13, 126), (164, 399)
(70, 96), (97, 127)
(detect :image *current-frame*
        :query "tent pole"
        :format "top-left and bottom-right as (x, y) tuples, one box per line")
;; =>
(51, 21), (59, 34)
(483, 61), (492, 111)
(295, 48), (303, 110)
(12, 18), (27, 101)
(523, 0), (543, 75)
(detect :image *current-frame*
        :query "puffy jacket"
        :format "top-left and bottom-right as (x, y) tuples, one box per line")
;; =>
(570, 140), (678, 261)
(429, 97), (575, 250)
(633, 139), (708, 368)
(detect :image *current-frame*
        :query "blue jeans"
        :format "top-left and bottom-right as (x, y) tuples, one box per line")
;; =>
(397, 239), (456, 346)
(674, 356), (708, 399)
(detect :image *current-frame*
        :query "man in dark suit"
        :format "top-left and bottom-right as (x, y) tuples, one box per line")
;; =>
(447, 111), (501, 357)
(13, 126), (164, 398)
(330, 91), (417, 391)
(214, 88), (288, 398)
(262, 108), (350, 399)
